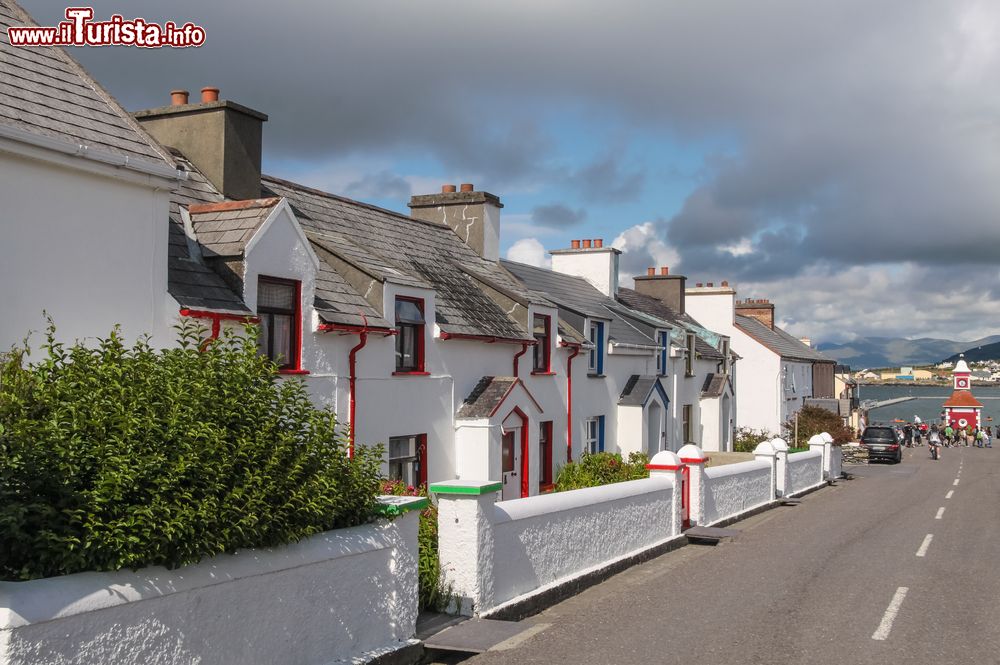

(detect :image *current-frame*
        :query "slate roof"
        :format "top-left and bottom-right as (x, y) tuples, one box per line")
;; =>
(618, 375), (662, 406)
(166, 153), (250, 313)
(735, 315), (834, 363)
(701, 373), (728, 398)
(616, 288), (724, 360)
(457, 376), (519, 419)
(501, 260), (669, 348)
(262, 176), (542, 337)
(188, 198), (281, 258)
(0, 1), (173, 167)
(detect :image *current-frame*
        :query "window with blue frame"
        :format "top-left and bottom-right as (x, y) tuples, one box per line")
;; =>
(656, 330), (669, 376)
(584, 415), (605, 454)
(588, 321), (605, 375)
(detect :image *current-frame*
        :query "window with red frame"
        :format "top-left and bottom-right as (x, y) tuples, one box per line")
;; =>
(388, 434), (427, 487)
(539, 421), (553, 487)
(394, 297), (425, 372)
(532, 314), (551, 372)
(256, 277), (300, 370)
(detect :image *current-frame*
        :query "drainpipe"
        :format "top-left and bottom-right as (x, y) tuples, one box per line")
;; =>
(348, 331), (368, 459)
(513, 342), (529, 377)
(318, 319), (397, 458)
(562, 342), (582, 463)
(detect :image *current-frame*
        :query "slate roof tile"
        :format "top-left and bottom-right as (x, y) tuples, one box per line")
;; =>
(456, 376), (518, 419)
(616, 288), (724, 360)
(735, 315), (833, 363)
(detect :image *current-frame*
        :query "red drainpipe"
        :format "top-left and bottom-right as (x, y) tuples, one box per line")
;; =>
(347, 331), (368, 459)
(318, 319), (397, 458)
(512, 342), (529, 377)
(562, 342), (581, 462)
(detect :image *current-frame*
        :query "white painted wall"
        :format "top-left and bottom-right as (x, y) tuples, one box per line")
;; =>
(786, 450), (824, 495)
(550, 248), (620, 297)
(435, 475), (681, 616)
(0, 147), (176, 351)
(0, 510), (420, 665)
(702, 459), (774, 525)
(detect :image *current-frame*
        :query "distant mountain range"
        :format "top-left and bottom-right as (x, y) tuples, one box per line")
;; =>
(816, 335), (1000, 369)
(943, 342), (1000, 363)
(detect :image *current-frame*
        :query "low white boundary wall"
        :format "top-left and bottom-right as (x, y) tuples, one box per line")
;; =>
(0, 498), (424, 665)
(434, 469), (681, 616)
(786, 450), (825, 496)
(702, 459), (773, 525)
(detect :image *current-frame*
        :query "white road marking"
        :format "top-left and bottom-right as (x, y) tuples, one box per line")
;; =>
(935, 507), (945, 520)
(872, 587), (909, 641)
(946, 490), (954, 499)
(954, 479), (960, 486)
(916, 534), (933, 557)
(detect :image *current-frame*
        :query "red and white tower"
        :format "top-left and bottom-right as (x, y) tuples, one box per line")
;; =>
(942, 355), (982, 430)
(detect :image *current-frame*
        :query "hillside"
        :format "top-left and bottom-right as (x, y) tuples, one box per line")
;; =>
(943, 341), (1000, 363)
(817, 334), (1000, 368)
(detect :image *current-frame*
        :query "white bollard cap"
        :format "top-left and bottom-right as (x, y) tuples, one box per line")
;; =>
(647, 450), (682, 469)
(770, 438), (789, 452)
(677, 444), (707, 463)
(753, 440), (777, 455)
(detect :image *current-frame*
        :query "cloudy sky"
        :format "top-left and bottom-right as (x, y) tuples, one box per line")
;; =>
(23, 0), (1000, 343)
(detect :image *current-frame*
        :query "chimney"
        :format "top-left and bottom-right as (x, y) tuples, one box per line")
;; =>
(408, 184), (503, 261)
(736, 297), (775, 329)
(135, 87), (268, 200)
(549, 239), (622, 297)
(634, 266), (686, 313)
(799, 337), (812, 347)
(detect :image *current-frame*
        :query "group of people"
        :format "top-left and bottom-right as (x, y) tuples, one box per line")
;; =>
(923, 422), (994, 460)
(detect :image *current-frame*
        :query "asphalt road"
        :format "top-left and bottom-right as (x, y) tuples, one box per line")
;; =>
(467, 445), (1000, 665)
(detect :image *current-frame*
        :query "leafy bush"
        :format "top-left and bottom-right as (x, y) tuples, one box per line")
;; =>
(381, 480), (451, 611)
(554, 452), (649, 492)
(0, 321), (383, 581)
(733, 427), (773, 452)
(783, 405), (854, 447)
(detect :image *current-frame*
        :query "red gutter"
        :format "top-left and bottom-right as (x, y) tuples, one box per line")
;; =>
(318, 319), (397, 457)
(179, 308), (258, 339)
(440, 331), (535, 346)
(562, 342), (582, 463)
(512, 342), (530, 377)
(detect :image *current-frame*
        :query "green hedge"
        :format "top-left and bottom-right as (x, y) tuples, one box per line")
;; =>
(554, 452), (649, 492)
(0, 322), (383, 581)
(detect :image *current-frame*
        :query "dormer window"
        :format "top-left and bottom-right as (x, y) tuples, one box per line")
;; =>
(532, 314), (551, 373)
(685, 332), (696, 376)
(256, 276), (300, 370)
(656, 330), (669, 376)
(394, 297), (425, 373)
(588, 321), (606, 375)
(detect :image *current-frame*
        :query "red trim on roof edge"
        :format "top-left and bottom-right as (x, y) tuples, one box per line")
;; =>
(188, 198), (281, 214)
(440, 331), (536, 345)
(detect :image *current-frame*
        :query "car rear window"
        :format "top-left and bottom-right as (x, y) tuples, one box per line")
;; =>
(863, 428), (896, 442)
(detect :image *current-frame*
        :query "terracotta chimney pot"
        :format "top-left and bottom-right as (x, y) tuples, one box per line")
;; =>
(696, 282), (703, 287)
(170, 89), (189, 106)
(721, 280), (729, 287)
(460, 183), (474, 192)
(647, 267), (656, 276)
(582, 239), (592, 249)
(594, 238), (603, 248)
(571, 239), (581, 249)
(442, 184), (457, 193)
(660, 267), (669, 275)
(201, 87), (220, 103)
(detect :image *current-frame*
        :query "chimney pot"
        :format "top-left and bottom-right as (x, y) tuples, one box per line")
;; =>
(571, 239), (581, 249)
(721, 280), (729, 287)
(594, 238), (603, 248)
(442, 184), (457, 193)
(460, 183), (474, 192)
(696, 282), (703, 287)
(582, 239), (592, 249)
(707, 282), (714, 287)
(660, 266), (669, 275)
(201, 87), (220, 103)
(647, 267), (656, 276)
(170, 89), (189, 106)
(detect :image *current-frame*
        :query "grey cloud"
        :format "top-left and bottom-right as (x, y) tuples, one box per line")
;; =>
(531, 204), (586, 228)
(344, 170), (412, 202)
(571, 154), (645, 203)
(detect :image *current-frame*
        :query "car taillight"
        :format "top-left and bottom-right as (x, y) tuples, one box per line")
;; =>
(888, 444), (899, 450)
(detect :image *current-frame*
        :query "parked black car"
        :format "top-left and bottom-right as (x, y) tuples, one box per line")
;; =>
(861, 426), (903, 463)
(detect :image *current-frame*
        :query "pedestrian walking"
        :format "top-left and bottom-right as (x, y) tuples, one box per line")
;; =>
(904, 423), (914, 448)
(944, 424), (954, 447)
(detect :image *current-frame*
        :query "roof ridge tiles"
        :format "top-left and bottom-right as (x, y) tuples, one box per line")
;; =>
(188, 198), (281, 214)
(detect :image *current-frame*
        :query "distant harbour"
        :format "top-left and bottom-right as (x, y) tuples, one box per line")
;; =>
(862, 384), (1000, 425)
